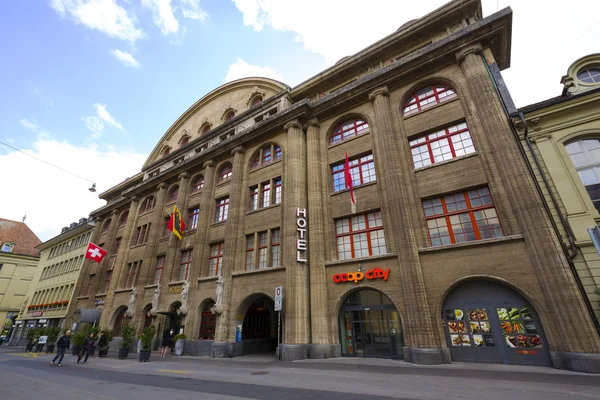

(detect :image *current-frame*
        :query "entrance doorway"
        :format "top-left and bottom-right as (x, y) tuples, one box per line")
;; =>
(113, 308), (129, 337)
(166, 302), (183, 333)
(241, 297), (276, 355)
(338, 289), (403, 359)
(442, 280), (551, 367)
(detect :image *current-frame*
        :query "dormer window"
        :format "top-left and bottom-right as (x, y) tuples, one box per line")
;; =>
(225, 111), (235, 121)
(1, 242), (14, 253)
(180, 136), (190, 147)
(200, 125), (211, 135)
(251, 96), (263, 107)
(577, 68), (600, 83)
(162, 147), (171, 157)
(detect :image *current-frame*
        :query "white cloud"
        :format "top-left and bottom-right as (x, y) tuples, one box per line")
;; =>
(82, 116), (104, 138)
(225, 57), (284, 83)
(95, 104), (125, 131)
(0, 131), (147, 241)
(82, 104), (125, 137)
(50, 0), (144, 42)
(111, 49), (140, 67)
(180, 0), (207, 21)
(141, 0), (179, 35)
(20, 118), (50, 137)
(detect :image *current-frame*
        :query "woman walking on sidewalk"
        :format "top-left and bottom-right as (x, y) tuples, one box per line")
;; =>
(161, 328), (173, 358)
(77, 333), (95, 364)
(50, 330), (71, 367)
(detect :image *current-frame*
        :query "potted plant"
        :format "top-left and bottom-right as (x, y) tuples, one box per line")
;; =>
(173, 333), (186, 356)
(119, 326), (135, 359)
(71, 330), (87, 356)
(138, 326), (156, 362)
(45, 326), (61, 353)
(25, 329), (35, 352)
(98, 329), (113, 358)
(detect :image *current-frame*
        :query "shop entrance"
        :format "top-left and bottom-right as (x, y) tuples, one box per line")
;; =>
(442, 280), (551, 367)
(241, 297), (276, 355)
(338, 289), (403, 359)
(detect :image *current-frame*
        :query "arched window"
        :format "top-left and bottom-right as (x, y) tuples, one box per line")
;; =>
(217, 163), (233, 183)
(200, 125), (211, 135)
(566, 139), (600, 213)
(198, 301), (216, 339)
(162, 146), (171, 157)
(403, 85), (457, 116)
(113, 308), (129, 337)
(179, 136), (190, 147)
(577, 68), (600, 84)
(118, 211), (129, 227)
(140, 196), (156, 214)
(191, 175), (204, 193)
(251, 144), (282, 168)
(330, 119), (369, 145)
(101, 219), (111, 233)
(225, 111), (235, 121)
(167, 185), (179, 203)
(251, 96), (263, 107)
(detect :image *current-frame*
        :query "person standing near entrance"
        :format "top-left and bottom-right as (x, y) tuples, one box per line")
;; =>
(161, 328), (173, 358)
(50, 330), (71, 367)
(97, 331), (108, 358)
(77, 333), (95, 364)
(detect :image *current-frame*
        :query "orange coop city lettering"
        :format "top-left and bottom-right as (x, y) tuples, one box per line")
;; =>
(333, 268), (390, 283)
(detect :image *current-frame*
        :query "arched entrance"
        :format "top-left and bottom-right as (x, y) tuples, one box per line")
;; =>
(338, 289), (403, 358)
(241, 297), (276, 354)
(198, 301), (216, 340)
(442, 280), (551, 367)
(142, 304), (153, 329)
(112, 307), (129, 337)
(166, 302), (183, 333)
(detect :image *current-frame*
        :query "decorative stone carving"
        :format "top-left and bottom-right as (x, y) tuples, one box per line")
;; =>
(150, 285), (161, 316)
(211, 276), (224, 315)
(220, 106), (237, 122)
(125, 287), (137, 317)
(246, 86), (266, 106)
(178, 281), (189, 315)
(198, 118), (213, 134)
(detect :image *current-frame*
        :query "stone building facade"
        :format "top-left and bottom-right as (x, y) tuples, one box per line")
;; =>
(72, 0), (600, 372)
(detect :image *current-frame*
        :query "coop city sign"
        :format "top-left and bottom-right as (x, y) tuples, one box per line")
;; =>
(333, 267), (391, 283)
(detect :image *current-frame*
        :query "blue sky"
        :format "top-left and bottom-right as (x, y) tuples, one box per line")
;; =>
(0, 0), (598, 241)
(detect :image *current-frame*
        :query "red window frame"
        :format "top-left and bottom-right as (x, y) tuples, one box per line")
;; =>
(258, 231), (268, 269)
(423, 187), (503, 246)
(191, 176), (204, 193)
(335, 211), (386, 260)
(225, 111), (235, 121)
(119, 212), (128, 226)
(251, 97), (263, 107)
(104, 270), (112, 293)
(274, 178), (282, 204)
(262, 148), (272, 164)
(218, 164), (232, 182)
(215, 197), (229, 222)
(245, 235), (255, 271)
(329, 119), (369, 145)
(199, 301), (216, 339)
(409, 122), (475, 169)
(141, 197), (155, 213)
(87, 274), (95, 296)
(332, 153), (376, 192)
(249, 186), (258, 211)
(209, 243), (223, 276)
(125, 262), (139, 288)
(154, 256), (165, 284)
(274, 145), (282, 160)
(261, 182), (271, 207)
(403, 85), (457, 116)
(271, 229), (281, 267)
(179, 251), (192, 281)
(180, 136), (190, 147)
(168, 186), (179, 203)
(188, 207), (200, 230)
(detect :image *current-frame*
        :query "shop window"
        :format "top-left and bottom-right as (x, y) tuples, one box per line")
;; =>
(332, 153), (376, 192)
(251, 144), (282, 168)
(199, 301), (216, 339)
(403, 85), (457, 116)
(215, 197), (229, 222)
(217, 163), (233, 183)
(409, 122), (476, 168)
(179, 251), (192, 281)
(208, 243), (223, 276)
(167, 185), (179, 203)
(565, 139), (600, 213)
(330, 119), (369, 145)
(154, 256), (165, 284)
(423, 187), (503, 246)
(188, 207), (200, 230)
(191, 175), (204, 193)
(140, 196), (156, 214)
(335, 211), (387, 260)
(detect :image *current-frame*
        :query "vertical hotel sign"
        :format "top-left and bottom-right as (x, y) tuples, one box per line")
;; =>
(296, 208), (307, 263)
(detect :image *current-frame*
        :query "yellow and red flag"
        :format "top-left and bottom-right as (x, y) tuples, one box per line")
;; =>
(344, 152), (356, 205)
(168, 205), (186, 240)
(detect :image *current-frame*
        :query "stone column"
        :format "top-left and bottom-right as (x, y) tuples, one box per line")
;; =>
(369, 87), (447, 365)
(280, 119), (310, 361)
(305, 119), (339, 358)
(92, 210), (119, 295)
(456, 44), (600, 371)
(211, 147), (246, 358)
(138, 183), (168, 288)
(163, 173), (191, 284)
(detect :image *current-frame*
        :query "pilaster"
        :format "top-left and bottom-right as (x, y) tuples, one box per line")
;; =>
(138, 183), (168, 288)
(164, 173), (191, 284)
(91, 209), (119, 296)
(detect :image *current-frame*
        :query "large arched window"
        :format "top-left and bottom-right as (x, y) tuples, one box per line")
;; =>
(566, 139), (600, 213)
(140, 196), (156, 214)
(251, 144), (282, 168)
(403, 85), (457, 116)
(198, 301), (216, 339)
(330, 119), (369, 145)
(118, 211), (129, 227)
(167, 185), (179, 203)
(217, 163), (233, 183)
(190, 175), (204, 193)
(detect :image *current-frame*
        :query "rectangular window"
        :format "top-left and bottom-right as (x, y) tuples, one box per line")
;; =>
(274, 178), (282, 204)
(258, 231), (268, 269)
(245, 235), (255, 271)
(179, 251), (192, 281)
(125, 261), (141, 288)
(188, 207), (200, 230)
(113, 237), (122, 254)
(250, 186), (259, 211)
(409, 122), (476, 169)
(423, 187), (503, 246)
(332, 153), (376, 192)
(87, 275), (95, 296)
(154, 256), (165, 284)
(209, 243), (223, 276)
(271, 229), (281, 267)
(335, 211), (387, 260)
(261, 183), (271, 207)
(104, 270), (112, 293)
(134, 224), (151, 246)
(215, 197), (229, 222)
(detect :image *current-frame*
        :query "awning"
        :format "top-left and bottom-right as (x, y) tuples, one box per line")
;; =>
(72, 308), (102, 324)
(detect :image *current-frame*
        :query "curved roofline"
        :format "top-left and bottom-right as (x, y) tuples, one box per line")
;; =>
(143, 77), (290, 170)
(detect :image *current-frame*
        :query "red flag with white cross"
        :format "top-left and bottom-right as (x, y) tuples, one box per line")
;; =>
(85, 242), (107, 263)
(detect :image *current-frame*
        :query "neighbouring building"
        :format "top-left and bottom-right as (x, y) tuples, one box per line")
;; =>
(512, 54), (600, 326)
(72, 0), (600, 372)
(11, 218), (95, 345)
(0, 218), (41, 338)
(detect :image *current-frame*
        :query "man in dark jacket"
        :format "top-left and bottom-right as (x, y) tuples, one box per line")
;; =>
(97, 331), (108, 358)
(50, 330), (71, 367)
(77, 333), (95, 364)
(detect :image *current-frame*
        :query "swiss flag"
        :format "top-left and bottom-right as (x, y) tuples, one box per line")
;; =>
(85, 242), (107, 264)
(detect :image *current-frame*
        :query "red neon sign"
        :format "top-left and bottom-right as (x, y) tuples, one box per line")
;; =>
(333, 268), (390, 283)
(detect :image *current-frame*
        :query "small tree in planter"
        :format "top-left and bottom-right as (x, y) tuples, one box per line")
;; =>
(173, 333), (186, 356)
(25, 329), (36, 352)
(34, 327), (46, 352)
(45, 326), (61, 353)
(138, 326), (156, 362)
(119, 326), (135, 359)
(71, 330), (87, 356)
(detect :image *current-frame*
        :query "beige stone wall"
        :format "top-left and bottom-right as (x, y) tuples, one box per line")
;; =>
(0, 253), (39, 323)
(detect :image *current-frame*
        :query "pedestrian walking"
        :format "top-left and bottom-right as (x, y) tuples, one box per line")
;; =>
(77, 333), (95, 364)
(50, 330), (71, 367)
(97, 331), (108, 359)
(161, 328), (173, 358)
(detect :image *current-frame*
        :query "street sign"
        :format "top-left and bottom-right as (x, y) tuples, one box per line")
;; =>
(274, 286), (283, 311)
